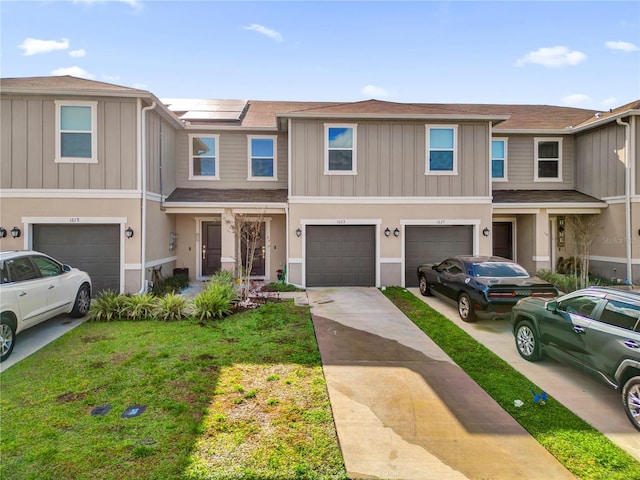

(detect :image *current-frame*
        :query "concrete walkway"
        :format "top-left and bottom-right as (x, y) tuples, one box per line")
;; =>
(308, 287), (574, 480)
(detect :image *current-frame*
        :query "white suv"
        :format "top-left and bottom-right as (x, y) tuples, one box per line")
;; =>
(0, 250), (92, 361)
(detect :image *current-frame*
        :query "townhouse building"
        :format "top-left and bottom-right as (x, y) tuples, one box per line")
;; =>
(1, 76), (638, 293)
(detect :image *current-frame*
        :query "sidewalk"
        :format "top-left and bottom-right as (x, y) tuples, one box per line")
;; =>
(308, 287), (574, 480)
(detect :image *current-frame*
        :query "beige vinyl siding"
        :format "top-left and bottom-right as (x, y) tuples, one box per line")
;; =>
(636, 120), (640, 196)
(290, 120), (490, 197)
(146, 112), (177, 195)
(575, 123), (626, 199)
(492, 135), (574, 191)
(175, 130), (288, 189)
(0, 95), (138, 190)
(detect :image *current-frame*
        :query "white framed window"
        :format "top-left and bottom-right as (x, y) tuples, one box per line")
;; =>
(189, 134), (219, 180)
(55, 100), (98, 163)
(426, 125), (458, 175)
(325, 124), (357, 175)
(534, 137), (562, 182)
(491, 138), (508, 181)
(247, 135), (277, 180)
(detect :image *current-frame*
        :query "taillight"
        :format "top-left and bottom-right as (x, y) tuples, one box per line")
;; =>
(531, 292), (556, 297)
(488, 292), (516, 298)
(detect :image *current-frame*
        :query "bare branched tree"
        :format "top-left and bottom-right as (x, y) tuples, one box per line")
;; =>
(225, 211), (266, 301)
(565, 214), (602, 289)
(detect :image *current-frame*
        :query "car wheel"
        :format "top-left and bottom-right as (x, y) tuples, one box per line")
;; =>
(515, 320), (542, 361)
(622, 376), (640, 431)
(418, 275), (432, 296)
(457, 293), (476, 322)
(0, 318), (16, 362)
(70, 283), (91, 318)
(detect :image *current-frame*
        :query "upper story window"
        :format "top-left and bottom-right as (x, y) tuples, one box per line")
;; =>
(325, 124), (357, 174)
(491, 138), (508, 181)
(248, 136), (277, 180)
(426, 125), (458, 175)
(189, 134), (219, 180)
(55, 101), (98, 163)
(535, 137), (562, 182)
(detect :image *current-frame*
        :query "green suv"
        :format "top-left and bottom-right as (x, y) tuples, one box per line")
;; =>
(511, 286), (640, 430)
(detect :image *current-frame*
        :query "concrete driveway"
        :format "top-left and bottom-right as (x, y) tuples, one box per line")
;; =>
(0, 314), (84, 373)
(410, 288), (640, 463)
(309, 287), (574, 480)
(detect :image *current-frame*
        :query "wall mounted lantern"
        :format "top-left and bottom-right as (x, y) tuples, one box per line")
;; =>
(0, 227), (6, 238)
(10, 227), (21, 238)
(295, 228), (302, 237)
(125, 227), (134, 239)
(384, 227), (391, 237)
(482, 227), (490, 237)
(393, 228), (400, 238)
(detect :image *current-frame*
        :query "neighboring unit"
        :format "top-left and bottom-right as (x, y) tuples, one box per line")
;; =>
(511, 286), (640, 430)
(1, 76), (638, 292)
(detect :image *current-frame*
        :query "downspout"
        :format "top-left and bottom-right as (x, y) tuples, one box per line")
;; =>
(139, 101), (157, 294)
(617, 118), (632, 284)
(159, 121), (164, 211)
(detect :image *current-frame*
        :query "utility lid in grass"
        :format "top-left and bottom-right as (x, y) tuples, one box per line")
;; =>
(121, 405), (146, 418)
(90, 405), (112, 416)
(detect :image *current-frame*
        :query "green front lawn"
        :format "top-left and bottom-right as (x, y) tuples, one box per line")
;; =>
(383, 287), (640, 480)
(0, 301), (346, 480)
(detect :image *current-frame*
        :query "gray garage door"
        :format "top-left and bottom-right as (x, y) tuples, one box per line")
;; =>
(405, 225), (473, 287)
(306, 225), (375, 287)
(33, 224), (120, 294)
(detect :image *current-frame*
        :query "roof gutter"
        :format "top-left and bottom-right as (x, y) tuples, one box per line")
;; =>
(617, 117), (633, 284)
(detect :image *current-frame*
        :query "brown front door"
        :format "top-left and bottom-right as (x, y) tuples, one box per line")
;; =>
(202, 222), (221, 276)
(240, 222), (266, 276)
(492, 222), (513, 260)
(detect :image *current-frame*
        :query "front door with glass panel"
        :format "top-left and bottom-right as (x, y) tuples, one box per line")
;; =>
(240, 222), (266, 276)
(202, 222), (221, 276)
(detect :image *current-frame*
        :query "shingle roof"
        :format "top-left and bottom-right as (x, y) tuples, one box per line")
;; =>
(165, 188), (288, 204)
(492, 190), (605, 205)
(0, 75), (149, 94)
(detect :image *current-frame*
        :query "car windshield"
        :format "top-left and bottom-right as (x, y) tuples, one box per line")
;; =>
(473, 262), (529, 278)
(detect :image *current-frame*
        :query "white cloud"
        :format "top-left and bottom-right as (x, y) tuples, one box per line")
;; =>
(19, 37), (69, 56)
(102, 74), (121, 82)
(561, 93), (591, 106)
(361, 85), (392, 98)
(73, 0), (141, 8)
(69, 48), (86, 58)
(516, 46), (586, 68)
(601, 97), (618, 109)
(132, 83), (149, 90)
(50, 66), (95, 79)
(244, 24), (283, 42)
(605, 41), (639, 52)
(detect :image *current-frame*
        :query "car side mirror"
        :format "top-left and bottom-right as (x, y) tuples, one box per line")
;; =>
(545, 301), (558, 312)
(432, 265), (440, 272)
(63, 264), (72, 272)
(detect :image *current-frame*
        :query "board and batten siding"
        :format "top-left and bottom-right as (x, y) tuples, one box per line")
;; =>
(290, 120), (490, 197)
(0, 95), (138, 190)
(175, 130), (288, 189)
(491, 135), (575, 191)
(575, 123), (626, 199)
(146, 111), (177, 195)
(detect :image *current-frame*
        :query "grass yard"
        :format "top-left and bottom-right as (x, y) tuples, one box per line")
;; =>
(383, 287), (640, 480)
(0, 301), (347, 480)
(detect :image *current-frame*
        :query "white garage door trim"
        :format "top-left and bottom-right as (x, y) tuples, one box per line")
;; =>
(300, 218), (382, 287)
(22, 216), (129, 293)
(400, 219), (481, 288)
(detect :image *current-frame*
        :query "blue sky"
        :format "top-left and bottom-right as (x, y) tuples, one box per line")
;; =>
(2, 0), (639, 110)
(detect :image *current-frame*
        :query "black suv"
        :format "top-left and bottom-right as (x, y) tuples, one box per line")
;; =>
(511, 286), (640, 430)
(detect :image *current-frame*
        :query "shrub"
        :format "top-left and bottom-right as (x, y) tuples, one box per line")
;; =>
(123, 292), (158, 321)
(210, 269), (234, 286)
(89, 290), (128, 322)
(260, 282), (303, 293)
(153, 274), (190, 296)
(537, 269), (616, 294)
(193, 281), (237, 321)
(157, 292), (190, 321)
